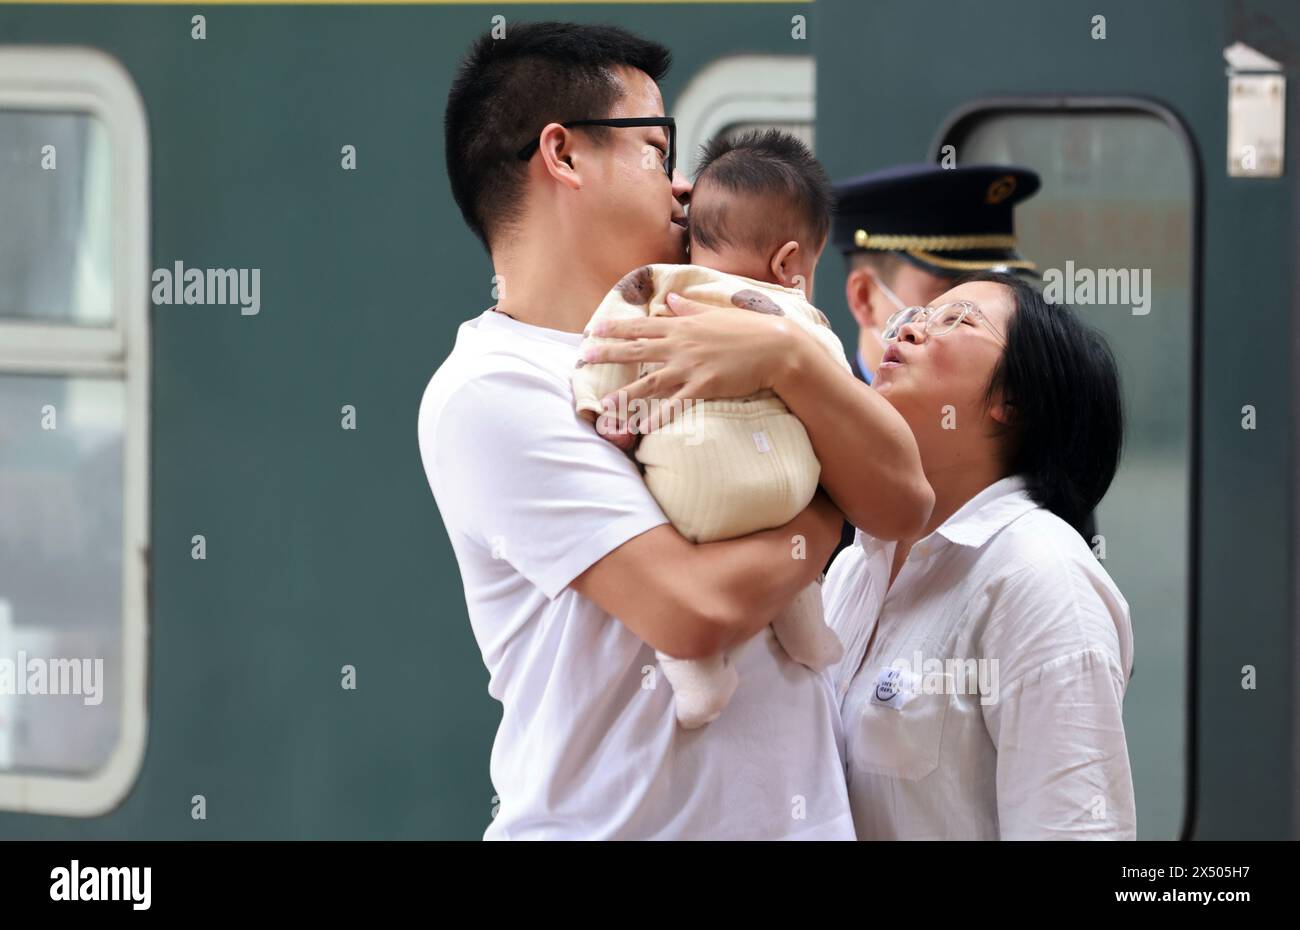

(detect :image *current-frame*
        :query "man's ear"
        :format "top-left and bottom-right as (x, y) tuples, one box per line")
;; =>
(537, 123), (582, 191)
(769, 240), (801, 286)
(845, 267), (878, 329)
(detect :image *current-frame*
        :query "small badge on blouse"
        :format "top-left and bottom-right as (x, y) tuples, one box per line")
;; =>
(869, 666), (919, 710)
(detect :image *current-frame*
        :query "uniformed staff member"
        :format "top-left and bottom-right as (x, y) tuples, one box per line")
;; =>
(826, 162), (1096, 561)
(831, 163), (1042, 385)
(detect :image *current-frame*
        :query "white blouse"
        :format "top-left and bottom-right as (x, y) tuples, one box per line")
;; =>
(824, 475), (1137, 840)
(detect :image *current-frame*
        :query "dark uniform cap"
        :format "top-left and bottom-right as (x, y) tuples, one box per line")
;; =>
(832, 163), (1041, 277)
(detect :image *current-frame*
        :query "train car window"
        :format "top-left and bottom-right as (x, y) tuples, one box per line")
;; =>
(672, 55), (814, 174)
(0, 48), (150, 816)
(0, 113), (113, 325)
(937, 105), (1195, 840)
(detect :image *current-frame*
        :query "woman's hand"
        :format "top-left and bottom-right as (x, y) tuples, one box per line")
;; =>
(580, 293), (812, 421)
(583, 288), (932, 540)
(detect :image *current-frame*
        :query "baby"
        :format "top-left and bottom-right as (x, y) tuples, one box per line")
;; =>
(573, 129), (849, 728)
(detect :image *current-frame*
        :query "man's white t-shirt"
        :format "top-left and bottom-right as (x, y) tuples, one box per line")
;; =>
(417, 308), (855, 840)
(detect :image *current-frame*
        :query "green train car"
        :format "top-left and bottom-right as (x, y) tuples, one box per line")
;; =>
(0, 0), (1295, 840)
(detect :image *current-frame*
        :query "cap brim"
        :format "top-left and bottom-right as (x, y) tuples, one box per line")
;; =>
(895, 247), (1038, 279)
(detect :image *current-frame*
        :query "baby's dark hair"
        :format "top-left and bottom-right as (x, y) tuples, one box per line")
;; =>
(688, 128), (833, 256)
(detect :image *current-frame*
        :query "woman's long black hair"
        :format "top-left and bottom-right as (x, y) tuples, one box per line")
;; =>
(963, 271), (1124, 535)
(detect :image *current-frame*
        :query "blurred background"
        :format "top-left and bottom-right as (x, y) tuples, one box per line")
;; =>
(0, 0), (1295, 839)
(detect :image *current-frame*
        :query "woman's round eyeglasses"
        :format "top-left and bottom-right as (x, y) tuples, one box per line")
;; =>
(882, 301), (1004, 343)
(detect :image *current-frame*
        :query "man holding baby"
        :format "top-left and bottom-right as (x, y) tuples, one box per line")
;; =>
(418, 21), (930, 839)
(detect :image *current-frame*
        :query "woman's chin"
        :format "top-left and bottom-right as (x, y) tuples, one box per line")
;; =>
(872, 367), (902, 389)
(870, 371), (910, 405)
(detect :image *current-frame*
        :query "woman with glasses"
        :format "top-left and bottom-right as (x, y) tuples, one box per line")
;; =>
(825, 271), (1134, 839)
(588, 270), (1135, 839)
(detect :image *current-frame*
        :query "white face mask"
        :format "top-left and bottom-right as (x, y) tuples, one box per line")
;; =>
(866, 271), (908, 347)
(871, 271), (909, 311)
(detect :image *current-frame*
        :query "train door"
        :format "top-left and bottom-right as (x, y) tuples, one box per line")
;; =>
(935, 100), (1196, 841)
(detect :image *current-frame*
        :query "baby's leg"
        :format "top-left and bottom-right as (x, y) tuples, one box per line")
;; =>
(770, 579), (844, 671)
(655, 650), (740, 729)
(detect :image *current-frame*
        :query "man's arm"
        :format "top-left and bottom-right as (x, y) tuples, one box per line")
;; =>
(429, 364), (841, 661)
(572, 491), (843, 659)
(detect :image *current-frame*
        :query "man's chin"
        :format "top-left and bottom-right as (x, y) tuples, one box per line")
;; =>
(616, 236), (687, 273)
(663, 231), (690, 264)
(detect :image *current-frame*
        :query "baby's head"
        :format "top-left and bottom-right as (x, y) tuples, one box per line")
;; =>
(687, 129), (833, 301)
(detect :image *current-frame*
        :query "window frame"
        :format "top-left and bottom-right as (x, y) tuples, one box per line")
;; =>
(672, 54), (814, 174)
(0, 46), (150, 816)
(931, 96), (1203, 842)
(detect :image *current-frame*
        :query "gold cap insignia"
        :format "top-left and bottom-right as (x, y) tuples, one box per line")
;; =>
(985, 175), (1017, 204)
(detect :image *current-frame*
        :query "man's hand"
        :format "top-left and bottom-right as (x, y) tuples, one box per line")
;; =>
(596, 413), (639, 452)
(580, 407), (639, 453)
(800, 489), (849, 562)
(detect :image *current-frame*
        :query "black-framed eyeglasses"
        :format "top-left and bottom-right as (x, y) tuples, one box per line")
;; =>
(516, 117), (676, 179)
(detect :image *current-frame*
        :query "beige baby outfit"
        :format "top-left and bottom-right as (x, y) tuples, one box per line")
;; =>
(573, 263), (851, 728)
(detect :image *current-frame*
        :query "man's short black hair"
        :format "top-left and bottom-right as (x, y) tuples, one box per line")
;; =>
(688, 129), (833, 256)
(967, 271), (1124, 536)
(444, 21), (671, 252)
